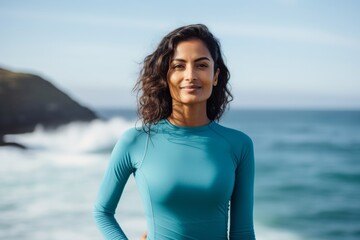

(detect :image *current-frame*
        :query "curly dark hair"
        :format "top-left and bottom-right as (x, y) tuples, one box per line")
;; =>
(133, 23), (232, 128)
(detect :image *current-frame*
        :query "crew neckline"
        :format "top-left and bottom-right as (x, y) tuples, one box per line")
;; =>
(161, 118), (215, 132)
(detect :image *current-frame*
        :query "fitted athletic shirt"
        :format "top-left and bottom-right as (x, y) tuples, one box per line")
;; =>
(93, 119), (255, 240)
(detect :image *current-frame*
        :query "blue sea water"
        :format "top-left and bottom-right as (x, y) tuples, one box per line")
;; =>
(223, 109), (360, 240)
(0, 109), (359, 239)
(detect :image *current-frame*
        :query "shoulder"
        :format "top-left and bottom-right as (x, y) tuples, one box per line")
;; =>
(113, 127), (147, 151)
(210, 122), (254, 162)
(119, 127), (146, 141)
(210, 122), (253, 147)
(110, 127), (148, 168)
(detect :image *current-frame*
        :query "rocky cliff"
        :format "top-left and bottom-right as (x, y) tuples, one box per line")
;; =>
(0, 67), (98, 144)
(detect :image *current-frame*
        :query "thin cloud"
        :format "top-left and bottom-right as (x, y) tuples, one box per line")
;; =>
(214, 23), (360, 49)
(2, 8), (358, 49)
(0, 8), (169, 31)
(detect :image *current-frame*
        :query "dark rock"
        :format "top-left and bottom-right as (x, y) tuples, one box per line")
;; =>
(0, 67), (98, 136)
(0, 135), (27, 149)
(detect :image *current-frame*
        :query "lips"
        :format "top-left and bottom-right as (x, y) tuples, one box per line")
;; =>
(180, 85), (201, 89)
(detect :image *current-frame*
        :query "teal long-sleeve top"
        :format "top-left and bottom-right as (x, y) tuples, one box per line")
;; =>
(93, 119), (255, 239)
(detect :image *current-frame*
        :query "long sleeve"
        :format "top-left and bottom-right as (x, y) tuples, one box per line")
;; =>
(93, 131), (135, 240)
(230, 136), (256, 240)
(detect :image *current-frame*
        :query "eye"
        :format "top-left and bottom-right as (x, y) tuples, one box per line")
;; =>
(197, 63), (209, 68)
(172, 64), (185, 70)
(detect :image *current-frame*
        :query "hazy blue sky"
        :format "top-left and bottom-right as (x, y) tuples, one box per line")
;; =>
(1, 0), (359, 109)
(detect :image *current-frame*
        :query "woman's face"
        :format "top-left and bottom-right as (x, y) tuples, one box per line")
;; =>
(167, 38), (219, 108)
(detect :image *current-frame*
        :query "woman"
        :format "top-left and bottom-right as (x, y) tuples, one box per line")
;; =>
(93, 24), (256, 240)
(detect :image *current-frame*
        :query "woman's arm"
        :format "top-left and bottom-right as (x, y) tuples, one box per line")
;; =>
(229, 136), (256, 240)
(93, 131), (136, 240)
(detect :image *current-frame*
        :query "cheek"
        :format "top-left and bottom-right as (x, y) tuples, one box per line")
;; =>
(168, 84), (177, 95)
(167, 73), (182, 89)
(167, 77), (176, 90)
(167, 78), (179, 98)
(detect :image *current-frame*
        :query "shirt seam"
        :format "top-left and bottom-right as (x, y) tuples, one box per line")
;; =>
(208, 124), (239, 168)
(136, 133), (155, 239)
(137, 169), (155, 240)
(137, 132), (150, 170)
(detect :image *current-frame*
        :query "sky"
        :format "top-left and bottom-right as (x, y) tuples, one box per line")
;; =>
(1, 0), (359, 110)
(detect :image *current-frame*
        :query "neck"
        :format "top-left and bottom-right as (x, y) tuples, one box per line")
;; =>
(168, 103), (210, 127)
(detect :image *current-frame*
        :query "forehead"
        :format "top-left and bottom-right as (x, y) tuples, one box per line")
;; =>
(173, 39), (212, 60)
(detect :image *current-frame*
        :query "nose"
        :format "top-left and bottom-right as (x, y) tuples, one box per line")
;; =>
(184, 65), (197, 81)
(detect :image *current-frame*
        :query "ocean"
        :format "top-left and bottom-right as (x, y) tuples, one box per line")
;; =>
(0, 109), (359, 240)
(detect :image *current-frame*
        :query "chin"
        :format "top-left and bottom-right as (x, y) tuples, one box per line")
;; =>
(180, 98), (207, 105)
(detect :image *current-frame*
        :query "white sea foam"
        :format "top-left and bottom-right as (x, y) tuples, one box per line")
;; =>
(255, 223), (303, 240)
(4, 117), (135, 153)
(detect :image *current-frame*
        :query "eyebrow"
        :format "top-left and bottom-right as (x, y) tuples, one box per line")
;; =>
(171, 57), (211, 63)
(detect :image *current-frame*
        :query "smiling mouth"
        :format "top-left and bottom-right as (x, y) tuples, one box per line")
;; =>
(180, 86), (201, 89)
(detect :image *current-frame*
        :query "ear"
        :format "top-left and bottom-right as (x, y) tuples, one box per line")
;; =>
(213, 68), (220, 86)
